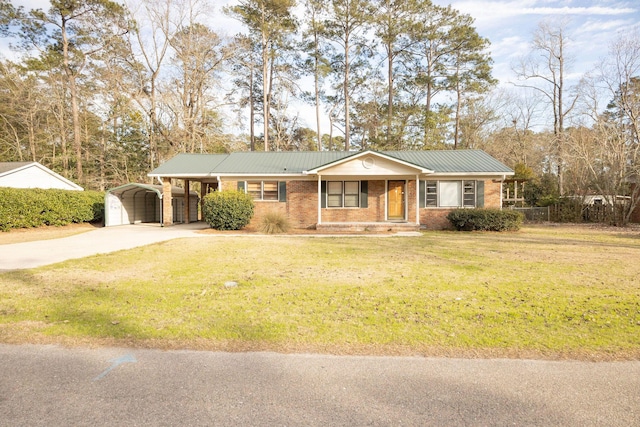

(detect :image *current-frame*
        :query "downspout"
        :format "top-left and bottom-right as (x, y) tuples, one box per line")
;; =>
(159, 193), (163, 227)
(216, 176), (221, 191)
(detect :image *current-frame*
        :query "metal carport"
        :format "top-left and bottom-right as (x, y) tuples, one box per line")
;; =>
(105, 183), (198, 227)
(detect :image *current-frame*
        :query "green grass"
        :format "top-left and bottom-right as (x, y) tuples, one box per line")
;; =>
(1, 225), (639, 359)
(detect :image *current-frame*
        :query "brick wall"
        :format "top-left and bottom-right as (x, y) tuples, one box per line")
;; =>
(484, 179), (502, 209)
(224, 178), (505, 230)
(419, 179), (503, 230)
(321, 180), (385, 223)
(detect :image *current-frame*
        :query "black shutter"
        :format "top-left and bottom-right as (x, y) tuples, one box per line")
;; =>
(419, 180), (426, 208)
(278, 181), (287, 202)
(321, 181), (326, 208)
(360, 181), (368, 208)
(477, 180), (485, 207)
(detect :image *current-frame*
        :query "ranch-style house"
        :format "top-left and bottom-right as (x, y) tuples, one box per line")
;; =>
(143, 149), (514, 231)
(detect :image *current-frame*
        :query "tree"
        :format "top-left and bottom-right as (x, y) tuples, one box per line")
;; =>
(226, 0), (297, 151)
(301, 0), (331, 150)
(374, 0), (421, 148)
(575, 29), (640, 225)
(127, 0), (180, 170)
(447, 13), (495, 148)
(170, 23), (230, 153)
(322, 0), (375, 150)
(514, 19), (579, 195)
(228, 35), (261, 151)
(16, 0), (130, 184)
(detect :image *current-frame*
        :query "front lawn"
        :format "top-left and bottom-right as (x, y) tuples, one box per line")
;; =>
(1, 225), (639, 360)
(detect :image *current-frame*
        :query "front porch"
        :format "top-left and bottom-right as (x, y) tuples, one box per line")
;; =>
(315, 221), (421, 233)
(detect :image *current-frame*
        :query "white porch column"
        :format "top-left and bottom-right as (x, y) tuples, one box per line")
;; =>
(415, 174), (420, 225)
(317, 174), (322, 225)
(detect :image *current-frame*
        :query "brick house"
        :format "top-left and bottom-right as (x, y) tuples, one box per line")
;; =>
(148, 150), (514, 231)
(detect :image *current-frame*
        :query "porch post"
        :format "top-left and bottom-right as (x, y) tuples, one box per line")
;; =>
(415, 174), (420, 225)
(162, 177), (173, 226)
(184, 179), (190, 224)
(317, 174), (322, 225)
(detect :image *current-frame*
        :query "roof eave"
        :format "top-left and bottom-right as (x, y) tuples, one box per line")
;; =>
(305, 150), (433, 174)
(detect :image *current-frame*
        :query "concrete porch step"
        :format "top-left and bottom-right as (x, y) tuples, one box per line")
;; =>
(315, 222), (421, 233)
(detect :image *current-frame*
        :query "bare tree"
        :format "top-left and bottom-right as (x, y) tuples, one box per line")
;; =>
(574, 29), (640, 225)
(127, 0), (181, 169)
(514, 19), (579, 195)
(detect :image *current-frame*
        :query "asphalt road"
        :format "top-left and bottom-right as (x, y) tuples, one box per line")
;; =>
(1, 344), (638, 426)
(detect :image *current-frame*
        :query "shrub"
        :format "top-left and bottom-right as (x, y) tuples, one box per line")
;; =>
(447, 208), (523, 232)
(0, 188), (105, 231)
(202, 190), (254, 230)
(260, 211), (290, 234)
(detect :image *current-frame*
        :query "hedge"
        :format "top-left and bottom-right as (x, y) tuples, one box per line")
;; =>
(447, 208), (523, 232)
(202, 190), (254, 230)
(0, 187), (105, 231)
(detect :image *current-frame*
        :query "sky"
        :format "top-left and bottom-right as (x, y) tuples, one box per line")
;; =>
(3, 0), (639, 133)
(430, 0), (640, 85)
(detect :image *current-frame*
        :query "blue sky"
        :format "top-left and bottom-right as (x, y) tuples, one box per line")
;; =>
(432, 0), (640, 85)
(8, 0), (638, 86)
(4, 0), (638, 134)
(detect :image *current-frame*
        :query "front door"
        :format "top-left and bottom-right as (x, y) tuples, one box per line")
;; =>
(387, 180), (406, 220)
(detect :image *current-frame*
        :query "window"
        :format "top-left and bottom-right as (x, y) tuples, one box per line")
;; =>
(326, 181), (360, 208)
(423, 180), (478, 208)
(463, 180), (476, 207)
(426, 181), (437, 207)
(243, 181), (280, 201)
(439, 181), (461, 207)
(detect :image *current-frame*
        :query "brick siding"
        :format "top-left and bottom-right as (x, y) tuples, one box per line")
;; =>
(225, 178), (504, 230)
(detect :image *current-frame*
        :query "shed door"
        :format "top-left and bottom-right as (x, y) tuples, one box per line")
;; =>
(388, 180), (405, 220)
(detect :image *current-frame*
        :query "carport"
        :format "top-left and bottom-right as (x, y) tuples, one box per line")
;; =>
(105, 183), (199, 227)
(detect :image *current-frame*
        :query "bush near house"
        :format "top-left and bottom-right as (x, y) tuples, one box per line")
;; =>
(447, 208), (523, 231)
(260, 211), (290, 234)
(202, 190), (254, 230)
(0, 188), (104, 231)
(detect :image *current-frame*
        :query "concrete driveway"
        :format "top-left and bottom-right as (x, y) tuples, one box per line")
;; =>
(0, 223), (210, 271)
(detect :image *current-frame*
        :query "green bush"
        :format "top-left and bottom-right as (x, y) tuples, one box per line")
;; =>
(0, 188), (105, 231)
(260, 211), (290, 234)
(202, 190), (254, 230)
(447, 208), (523, 232)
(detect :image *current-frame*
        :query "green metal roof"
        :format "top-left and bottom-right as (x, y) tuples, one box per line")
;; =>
(384, 150), (514, 174)
(149, 154), (229, 176)
(148, 150), (513, 177)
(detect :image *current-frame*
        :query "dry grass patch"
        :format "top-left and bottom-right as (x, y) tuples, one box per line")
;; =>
(0, 223), (96, 245)
(1, 224), (639, 360)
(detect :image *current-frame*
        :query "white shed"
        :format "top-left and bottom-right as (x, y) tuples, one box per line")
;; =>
(105, 183), (199, 227)
(0, 162), (83, 191)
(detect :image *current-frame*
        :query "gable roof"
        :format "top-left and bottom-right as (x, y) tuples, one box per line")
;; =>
(0, 161), (84, 191)
(0, 162), (33, 175)
(305, 150), (434, 174)
(149, 150), (514, 178)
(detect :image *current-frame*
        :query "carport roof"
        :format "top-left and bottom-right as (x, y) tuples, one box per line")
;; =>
(106, 183), (197, 197)
(148, 150), (514, 178)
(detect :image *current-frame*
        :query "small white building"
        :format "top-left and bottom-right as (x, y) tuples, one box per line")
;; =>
(0, 162), (83, 191)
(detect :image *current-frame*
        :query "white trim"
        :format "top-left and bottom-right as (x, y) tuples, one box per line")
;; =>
(305, 150), (433, 174)
(317, 174), (322, 225)
(0, 162), (83, 191)
(415, 174), (419, 225)
(427, 172), (514, 177)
